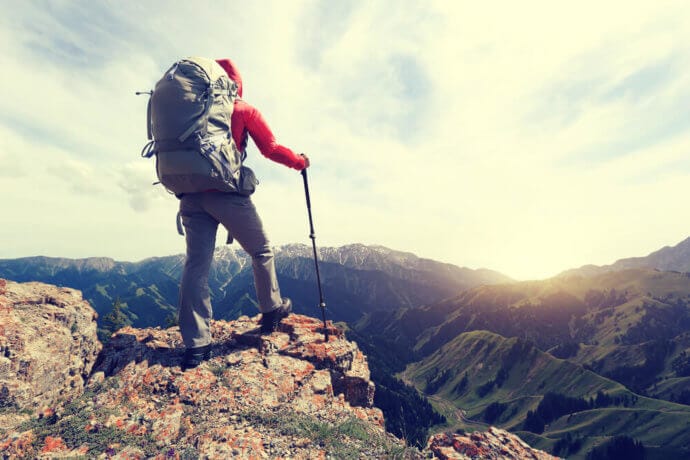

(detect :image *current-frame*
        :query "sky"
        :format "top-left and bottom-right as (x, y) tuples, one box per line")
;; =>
(0, 0), (689, 280)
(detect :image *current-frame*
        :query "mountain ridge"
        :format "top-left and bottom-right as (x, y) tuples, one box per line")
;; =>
(353, 267), (690, 458)
(1, 242), (507, 282)
(5, 238), (690, 458)
(0, 243), (510, 327)
(560, 236), (690, 278)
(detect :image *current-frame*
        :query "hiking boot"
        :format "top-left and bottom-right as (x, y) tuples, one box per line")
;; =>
(181, 344), (212, 370)
(260, 298), (292, 334)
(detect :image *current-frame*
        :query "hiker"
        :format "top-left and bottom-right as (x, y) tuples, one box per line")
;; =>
(174, 58), (309, 369)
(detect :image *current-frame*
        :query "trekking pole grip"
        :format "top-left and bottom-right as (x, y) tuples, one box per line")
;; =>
(301, 169), (312, 210)
(301, 169), (316, 239)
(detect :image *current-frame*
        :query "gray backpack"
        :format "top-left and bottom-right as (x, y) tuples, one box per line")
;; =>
(141, 56), (257, 196)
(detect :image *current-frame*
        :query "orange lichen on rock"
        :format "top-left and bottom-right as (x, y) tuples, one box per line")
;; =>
(428, 428), (560, 460)
(41, 436), (67, 453)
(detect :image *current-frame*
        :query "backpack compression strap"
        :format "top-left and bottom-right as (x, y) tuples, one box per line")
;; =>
(177, 85), (217, 143)
(177, 70), (237, 143)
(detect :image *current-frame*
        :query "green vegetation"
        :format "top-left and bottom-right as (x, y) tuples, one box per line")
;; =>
(344, 327), (446, 448)
(17, 382), (159, 457)
(164, 311), (179, 328)
(598, 338), (675, 393)
(373, 371), (446, 447)
(0, 384), (16, 410)
(348, 269), (690, 457)
(552, 432), (585, 457)
(7, 250), (690, 456)
(208, 362), (228, 384)
(523, 391), (635, 434)
(97, 298), (130, 344)
(239, 410), (420, 459)
(672, 350), (690, 376)
(179, 447), (201, 459)
(586, 435), (644, 460)
(482, 401), (508, 423)
(402, 329), (690, 459)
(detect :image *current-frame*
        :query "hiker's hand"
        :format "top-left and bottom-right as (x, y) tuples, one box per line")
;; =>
(300, 154), (310, 169)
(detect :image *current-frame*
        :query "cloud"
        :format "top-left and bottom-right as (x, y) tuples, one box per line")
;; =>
(46, 158), (105, 195)
(1, 0), (690, 280)
(298, 0), (358, 71)
(118, 161), (168, 212)
(13, 1), (165, 69)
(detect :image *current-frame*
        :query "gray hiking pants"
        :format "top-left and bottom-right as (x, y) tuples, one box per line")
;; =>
(178, 192), (282, 348)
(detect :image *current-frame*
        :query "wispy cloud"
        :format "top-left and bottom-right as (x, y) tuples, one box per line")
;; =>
(16, 1), (165, 69)
(1, 0), (689, 279)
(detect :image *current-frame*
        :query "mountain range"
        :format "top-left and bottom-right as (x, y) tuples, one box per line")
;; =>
(0, 243), (509, 328)
(3, 238), (690, 458)
(560, 236), (690, 277)
(353, 238), (690, 459)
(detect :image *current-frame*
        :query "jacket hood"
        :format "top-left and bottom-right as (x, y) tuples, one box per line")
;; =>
(215, 58), (243, 97)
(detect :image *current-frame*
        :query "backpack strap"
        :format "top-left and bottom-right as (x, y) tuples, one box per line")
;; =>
(140, 140), (156, 158)
(135, 89), (154, 140)
(146, 96), (153, 140)
(154, 138), (196, 152)
(177, 82), (233, 143)
(176, 205), (232, 243)
(178, 85), (216, 143)
(176, 58), (229, 143)
(176, 211), (185, 236)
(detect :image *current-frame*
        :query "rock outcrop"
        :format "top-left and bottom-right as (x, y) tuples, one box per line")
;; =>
(427, 428), (559, 460)
(0, 279), (100, 431)
(0, 280), (410, 459)
(0, 279), (559, 459)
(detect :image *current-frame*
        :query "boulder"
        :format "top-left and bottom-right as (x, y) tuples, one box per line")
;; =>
(0, 279), (100, 425)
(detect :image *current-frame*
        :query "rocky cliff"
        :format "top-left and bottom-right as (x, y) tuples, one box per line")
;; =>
(0, 279), (101, 433)
(427, 429), (557, 460)
(0, 279), (557, 459)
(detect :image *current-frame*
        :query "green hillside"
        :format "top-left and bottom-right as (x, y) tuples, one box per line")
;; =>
(360, 269), (690, 404)
(352, 267), (690, 457)
(402, 330), (690, 459)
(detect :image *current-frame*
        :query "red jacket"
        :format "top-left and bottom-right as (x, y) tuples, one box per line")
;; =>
(216, 58), (306, 171)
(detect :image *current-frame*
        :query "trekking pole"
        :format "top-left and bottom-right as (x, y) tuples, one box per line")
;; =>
(301, 168), (329, 342)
